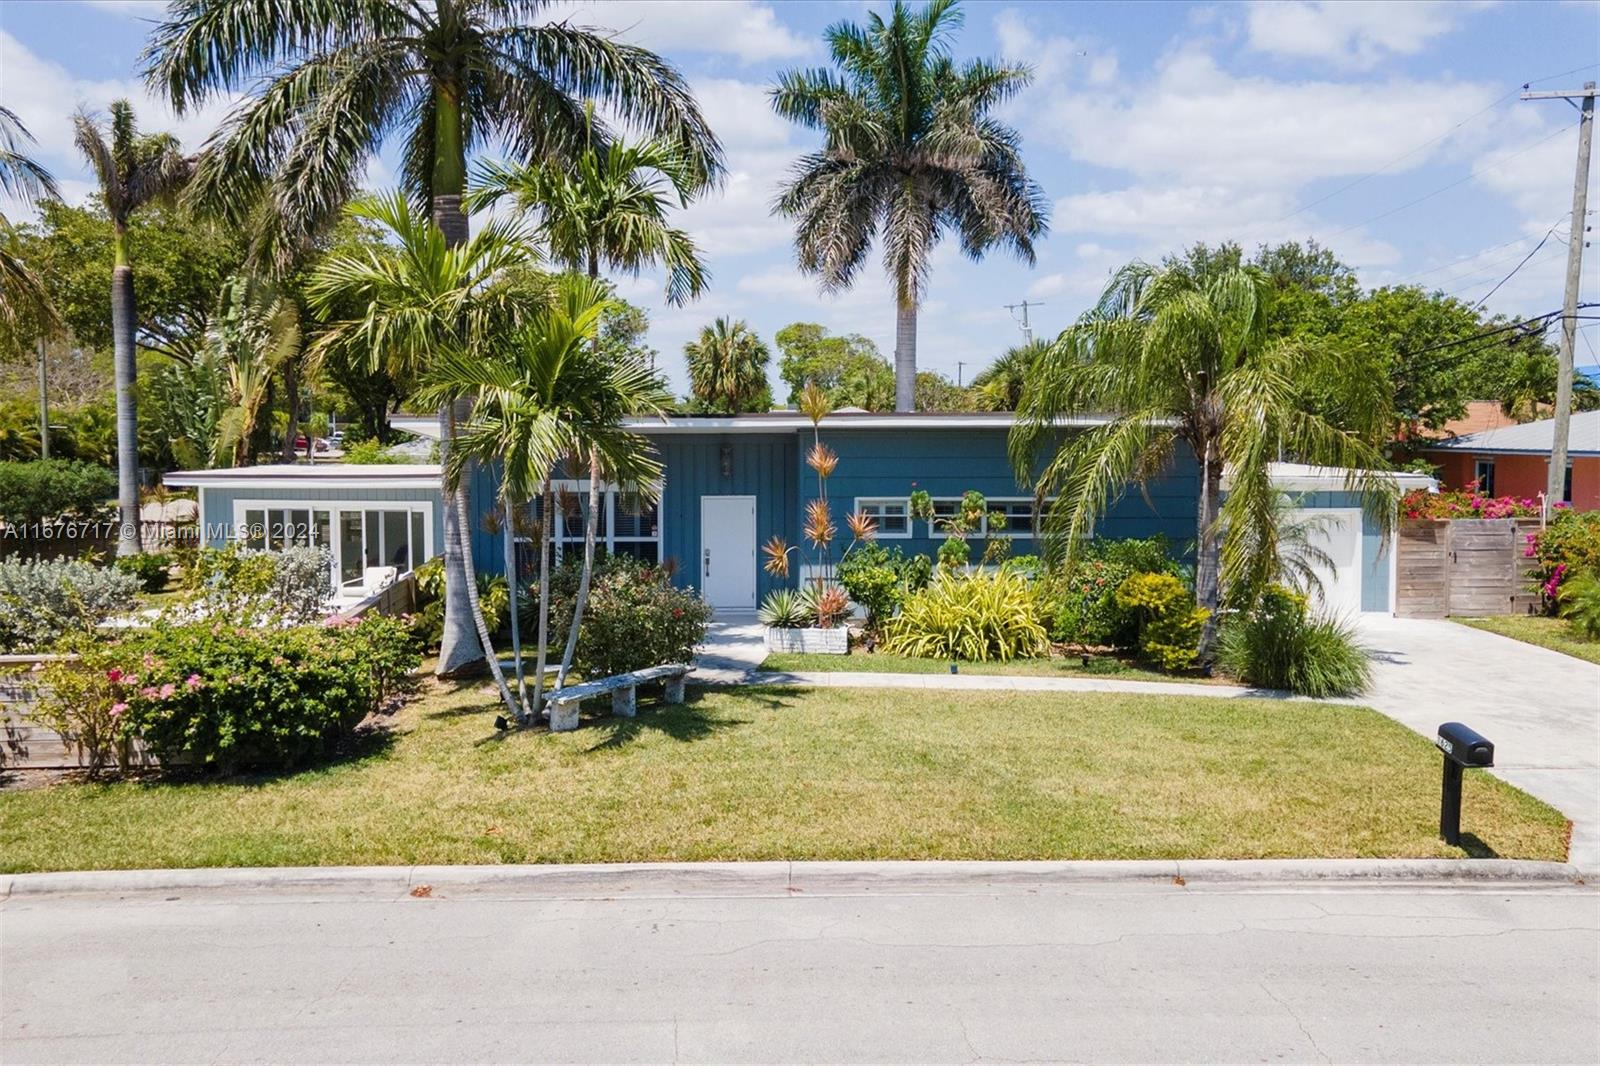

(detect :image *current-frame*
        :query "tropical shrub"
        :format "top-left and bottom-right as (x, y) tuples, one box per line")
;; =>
(1215, 585), (1371, 697)
(1401, 486), (1540, 520)
(340, 438), (406, 464)
(0, 459), (116, 524)
(881, 570), (1047, 662)
(115, 551), (173, 594)
(758, 588), (812, 628)
(1036, 536), (1184, 649)
(20, 651), (129, 776)
(1114, 571), (1208, 672)
(1528, 509), (1600, 608)
(0, 558), (141, 652)
(184, 543), (332, 622)
(837, 543), (931, 631)
(1556, 570), (1600, 640)
(527, 556), (711, 678)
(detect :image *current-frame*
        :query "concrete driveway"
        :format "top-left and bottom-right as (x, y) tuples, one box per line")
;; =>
(1358, 615), (1600, 870)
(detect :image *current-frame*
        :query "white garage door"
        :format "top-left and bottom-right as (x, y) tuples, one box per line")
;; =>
(1290, 508), (1363, 618)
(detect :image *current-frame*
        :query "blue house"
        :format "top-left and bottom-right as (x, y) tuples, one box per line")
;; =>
(164, 411), (1420, 615)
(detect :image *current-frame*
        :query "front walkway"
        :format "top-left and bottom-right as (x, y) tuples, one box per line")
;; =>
(1356, 614), (1600, 870)
(694, 612), (768, 682)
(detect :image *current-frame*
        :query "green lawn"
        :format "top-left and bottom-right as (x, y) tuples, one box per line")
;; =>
(760, 649), (1218, 682)
(1456, 616), (1600, 666)
(0, 680), (1567, 871)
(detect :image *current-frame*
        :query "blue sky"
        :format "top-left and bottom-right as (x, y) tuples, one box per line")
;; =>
(2, 0), (1597, 393)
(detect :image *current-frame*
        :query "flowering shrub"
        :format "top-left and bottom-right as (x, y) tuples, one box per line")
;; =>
(183, 543), (332, 622)
(528, 556), (711, 678)
(34, 614), (420, 774)
(1114, 572), (1208, 672)
(0, 558), (141, 652)
(1527, 509), (1600, 609)
(1401, 486), (1542, 520)
(1036, 536), (1184, 650)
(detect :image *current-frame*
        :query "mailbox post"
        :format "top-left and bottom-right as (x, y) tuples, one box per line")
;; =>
(1435, 722), (1495, 846)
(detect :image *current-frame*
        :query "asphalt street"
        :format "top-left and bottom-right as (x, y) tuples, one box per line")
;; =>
(3, 876), (1597, 1064)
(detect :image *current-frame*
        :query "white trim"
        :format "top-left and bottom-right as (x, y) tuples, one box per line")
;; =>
(229, 497), (435, 588)
(165, 464), (441, 492)
(390, 412), (1126, 440)
(923, 495), (1040, 539)
(853, 497), (913, 539)
(543, 479), (663, 564)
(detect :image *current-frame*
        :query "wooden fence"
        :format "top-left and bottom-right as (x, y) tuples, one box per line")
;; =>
(0, 655), (163, 771)
(1396, 518), (1542, 618)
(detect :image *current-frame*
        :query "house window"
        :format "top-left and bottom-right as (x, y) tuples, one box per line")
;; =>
(234, 501), (432, 589)
(922, 497), (1040, 539)
(1564, 463), (1573, 504)
(854, 498), (911, 538)
(523, 481), (664, 571)
(1473, 459), (1496, 497)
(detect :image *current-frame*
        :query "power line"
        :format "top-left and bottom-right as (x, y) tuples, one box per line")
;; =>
(1470, 221), (1565, 310)
(1440, 239), (1566, 298)
(1420, 231), (1566, 292)
(1391, 230), (1553, 285)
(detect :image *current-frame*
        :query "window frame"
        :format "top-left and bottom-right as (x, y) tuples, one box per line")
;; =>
(231, 498), (434, 589)
(539, 479), (665, 564)
(920, 496), (1040, 539)
(1473, 458), (1496, 497)
(852, 497), (913, 539)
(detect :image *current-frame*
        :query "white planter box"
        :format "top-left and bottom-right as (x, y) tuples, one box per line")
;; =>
(764, 626), (849, 654)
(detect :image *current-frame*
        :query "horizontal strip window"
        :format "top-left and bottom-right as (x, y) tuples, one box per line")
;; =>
(516, 481), (663, 573)
(924, 497), (1041, 539)
(853, 498), (912, 538)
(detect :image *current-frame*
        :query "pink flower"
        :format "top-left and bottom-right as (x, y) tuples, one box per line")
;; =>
(159, 683), (175, 699)
(141, 686), (159, 699)
(109, 702), (127, 718)
(185, 673), (203, 690)
(106, 668), (124, 683)
(142, 653), (156, 669)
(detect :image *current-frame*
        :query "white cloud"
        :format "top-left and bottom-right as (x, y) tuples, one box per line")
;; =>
(544, 1), (810, 64)
(1245, 1), (1478, 70)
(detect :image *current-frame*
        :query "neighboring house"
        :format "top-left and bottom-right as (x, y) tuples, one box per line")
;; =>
(164, 412), (1421, 615)
(1419, 409), (1600, 510)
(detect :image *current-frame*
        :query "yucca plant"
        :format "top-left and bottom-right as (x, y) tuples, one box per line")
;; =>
(758, 588), (813, 629)
(882, 570), (1047, 662)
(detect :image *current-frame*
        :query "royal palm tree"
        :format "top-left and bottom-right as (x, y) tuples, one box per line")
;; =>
(471, 123), (708, 690)
(0, 106), (59, 332)
(771, 0), (1047, 412)
(73, 100), (191, 556)
(971, 339), (1047, 411)
(1010, 260), (1397, 656)
(685, 318), (773, 414)
(417, 274), (669, 721)
(145, 0), (721, 674)
(309, 192), (538, 703)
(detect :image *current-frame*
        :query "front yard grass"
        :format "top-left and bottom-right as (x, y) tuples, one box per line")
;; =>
(760, 649), (1218, 682)
(1455, 615), (1600, 666)
(0, 680), (1568, 872)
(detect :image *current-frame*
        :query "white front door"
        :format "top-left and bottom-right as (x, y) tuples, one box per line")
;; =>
(1291, 508), (1363, 618)
(701, 495), (757, 609)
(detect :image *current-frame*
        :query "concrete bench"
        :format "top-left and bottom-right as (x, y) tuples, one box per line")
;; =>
(546, 664), (692, 732)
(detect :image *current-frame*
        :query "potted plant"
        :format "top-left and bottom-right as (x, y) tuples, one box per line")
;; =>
(760, 584), (851, 653)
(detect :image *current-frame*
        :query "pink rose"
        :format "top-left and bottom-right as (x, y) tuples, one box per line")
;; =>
(141, 686), (159, 699)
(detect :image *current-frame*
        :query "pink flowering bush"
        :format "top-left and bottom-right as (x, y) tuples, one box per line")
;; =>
(1401, 486), (1541, 520)
(1528, 510), (1600, 612)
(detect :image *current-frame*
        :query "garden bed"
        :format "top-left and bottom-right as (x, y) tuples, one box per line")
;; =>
(0, 678), (1567, 870)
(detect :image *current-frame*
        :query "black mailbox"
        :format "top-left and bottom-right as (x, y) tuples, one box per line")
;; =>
(1436, 722), (1494, 768)
(1435, 722), (1495, 846)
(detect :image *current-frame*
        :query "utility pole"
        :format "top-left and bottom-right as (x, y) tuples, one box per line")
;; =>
(1522, 80), (1595, 505)
(1004, 299), (1041, 344)
(957, 360), (967, 387)
(36, 337), (49, 460)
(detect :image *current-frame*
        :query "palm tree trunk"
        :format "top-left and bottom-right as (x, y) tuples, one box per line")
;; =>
(502, 492), (527, 714)
(280, 360), (299, 463)
(1194, 441), (1224, 658)
(557, 450), (601, 688)
(453, 476), (518, 718)
(894, 298), (917, 413)
(110, 228), (141, 557)
(530, 477), (555, 720)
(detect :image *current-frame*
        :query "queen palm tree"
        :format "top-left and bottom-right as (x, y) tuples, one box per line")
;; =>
(0, 106), (59, 332)
(470, 123), (708, 691)
(417, 274), (669, 721)
(971, 339), (1047, 411)
(685, 318), (773, 414)
(771, 0), (1047, 412)
(73, 100), (191, 556)
(1010, 259), (1397, 656)
(309, 192), (538, 704)
(145, 0), (721, 674)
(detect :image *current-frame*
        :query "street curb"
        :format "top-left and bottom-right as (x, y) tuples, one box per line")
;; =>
(0, 858), (1586, 900)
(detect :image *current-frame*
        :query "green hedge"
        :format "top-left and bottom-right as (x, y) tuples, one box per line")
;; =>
(0, 459), (115, 524)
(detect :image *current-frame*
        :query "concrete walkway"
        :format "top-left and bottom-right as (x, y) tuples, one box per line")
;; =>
(1357, 614), (1600, 872)
(693, 612), (768, 682)
(746, 669), (1288, 699)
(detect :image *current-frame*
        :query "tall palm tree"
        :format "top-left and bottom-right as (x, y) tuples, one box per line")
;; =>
(971, 339), (1047, 411)
(685, 317), (773, 414)
(0, 106), (59, 332)
(417, 274), (669, 721)
(771, 0), (1047, 412)
(145, 0), (721, 674)
(309, 192), (539, 702)
(471, 124), (708, 691)
(206, 274), (301, 467)
(73, 100), (191, 556)
(1010, 259), (1397, 656)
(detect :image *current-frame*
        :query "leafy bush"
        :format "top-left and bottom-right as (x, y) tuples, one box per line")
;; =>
(526, 556), (712, 678)
(759, 588), (812, 628)
(1215, 585), (1371, 697)
(1038, 536), (1184, 650)
(1114, 572), (1208, 672)
(340, 438), (406, 464)
(0, 459), (116, 524)
(184, 543), (332, 622)
(837, 543), (932, 631)
(115, 551), (173, 594)
(1528, 509), (1600, 608)
(1401, 486), (1540, 520)
(1556, 570), (1600, 640)
(40, 614), (421, 773)
(881, 570), (1047, 662)
(0, 558), (141, 652)
(20, 650), (128, 776)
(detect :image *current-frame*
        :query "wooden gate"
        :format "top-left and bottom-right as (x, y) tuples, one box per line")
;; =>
(1396, 518), (1542, 618)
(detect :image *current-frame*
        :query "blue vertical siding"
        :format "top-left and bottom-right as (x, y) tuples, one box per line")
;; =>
(657, 434), (797, 600)
(1289, 490), (1393, 612)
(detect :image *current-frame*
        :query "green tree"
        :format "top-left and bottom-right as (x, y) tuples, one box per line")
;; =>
(145, 0), (721, 677)
(914, 370), (975, 412)
(971, 339), (1046, 411)
(0, 106), (59, 333)
(73, 100), (191, 557)
(771, 0), (1047, 411)
(1011, 260), (1396, 656)
(685, 318), (773, 414)
(774, 322), (895, 409)
(415, 274), (669, 721)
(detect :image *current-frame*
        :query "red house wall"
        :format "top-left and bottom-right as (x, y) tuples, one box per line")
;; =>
(1427, 451), (1600, 511)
